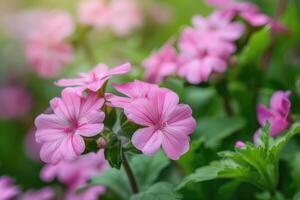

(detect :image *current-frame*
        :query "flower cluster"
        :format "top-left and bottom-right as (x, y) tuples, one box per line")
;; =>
(41, 150), (108, 200)
(23, 11), (74, 78)
(78, 0), (142, 36)
(142, 10), (244, 84)
(107, 80), (196, 159)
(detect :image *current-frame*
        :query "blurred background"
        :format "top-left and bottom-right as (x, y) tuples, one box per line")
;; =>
(0, 0), (300, 199)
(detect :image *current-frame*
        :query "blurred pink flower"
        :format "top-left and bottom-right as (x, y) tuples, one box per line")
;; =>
(147, 4), (173, 25)
(110, 0), (143, 36)
(105, 80), (159, 108)
(41, 150), (107, 200)
(192, 11), (244, 41)
(24, 11), (74, 78)
(254, 91), (291, 144)
(56, 63), (131, 94)
(0, 85), (32, 119)
(235, 141), (246, 148)
(177, 27), (236, 84)
(206, 0), (282, 29)
(257, 91), (291, 136)
(24, 128), (42, 162)
(77, 0), (142, 36)
(0, 176), (20, 200)
(143, 43), (178, 84)
(19, 187), (54, 200)
(35, 88), (105, 164)
(78, 0), (111, 29)
(125, 88), (196, 160)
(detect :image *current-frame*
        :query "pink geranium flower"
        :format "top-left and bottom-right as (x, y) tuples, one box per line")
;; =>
(56, 63), (131, 94)
(41, 150), (107, 200)
(78, 0), (111, 29)
(143, 43), (178, 84)
(35, 88), (105, 164)
(0, 85), (32, 119)
(254, 91), (291, 143)
(19, 187), (54, 200)
(205, 0), (283, 29)
(106, 80), (159, 108)
(124, 88), (196, 160)
(24, 11), (74, 78)
(177, 27), (236, 84)
(192, 11), (244, 41)
(0, 176), (20, 200)
(109, 0), (143, 36)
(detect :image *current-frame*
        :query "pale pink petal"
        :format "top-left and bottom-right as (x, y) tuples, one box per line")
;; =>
(132, 127), (162, 155)
(77, 123), (104, 137)
(235, 141), (246, 148)
(104, 62), (131, 77)
(270, 91), (291, 117)
(161, 129), (190, 160)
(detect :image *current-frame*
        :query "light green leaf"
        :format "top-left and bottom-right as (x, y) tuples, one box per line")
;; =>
(197, 116), (245, 148)
(176, 165), (221, 189)
(131, 182), (182, 200)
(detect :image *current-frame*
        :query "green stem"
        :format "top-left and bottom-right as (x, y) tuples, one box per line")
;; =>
(122, 153), (139, 194)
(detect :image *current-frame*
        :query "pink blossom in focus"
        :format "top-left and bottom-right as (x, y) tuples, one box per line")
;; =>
(254, 91), (291, 144)
(109, 0), (143, 36)
(105, 80), (159, 108)
(19, 187), (54, 200)
(0, 176), (20, 200)
(235, 141), (246, 148)
(177, 27), (236, 84)
(78, 0), (111, 28)
(41, 150), (107, 200)
(56, 63), (131, 94)
(0, 85), (32, 119)
(124, 88), (196, 160)
(143, 43), (178, 84)
(24, 11), (74, 78)
(35, 88), (105, 164)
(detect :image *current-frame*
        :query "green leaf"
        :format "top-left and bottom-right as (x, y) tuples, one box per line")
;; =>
(197, 116), (245, 148)
(178, 123), (300, 192)
(238, 27), (271, 67)
(131, 182), (182, 200)
(177, 165), (221, 189)
(104, 133), (123, 169)
(91, 151), (170, 200)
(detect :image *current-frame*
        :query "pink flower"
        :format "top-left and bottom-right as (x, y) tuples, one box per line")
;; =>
(24, 11), (74, 78)
(254, 91), (291, 143)
(19, 187), (54, 200)
(235, 141), (246, 148)
(0, 85), (32, 119)
(41, 151), (107, 200)
(0, 176), (20, 200)
(109, 0), (143, 36)
(177, 27), (235, 84)
(205, 0), (280, 28)
(192, 11), (244, 41)
(124, 88), (196, 160)
(105, 80), (159, 108)
(56, 63), (131, 94)
(35, 88), (105, 164)
(77, 0), (142, 36)
(143, 43), (178, 84)
(78, 0), (111, 28)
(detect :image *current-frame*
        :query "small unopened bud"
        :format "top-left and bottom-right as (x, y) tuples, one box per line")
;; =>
(235, 141), (246, 148)
(97, 137), (107, 149)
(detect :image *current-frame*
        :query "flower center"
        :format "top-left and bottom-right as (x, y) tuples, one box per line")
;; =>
(64, 120), (79, 133)
(155, 121), (168, 130)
